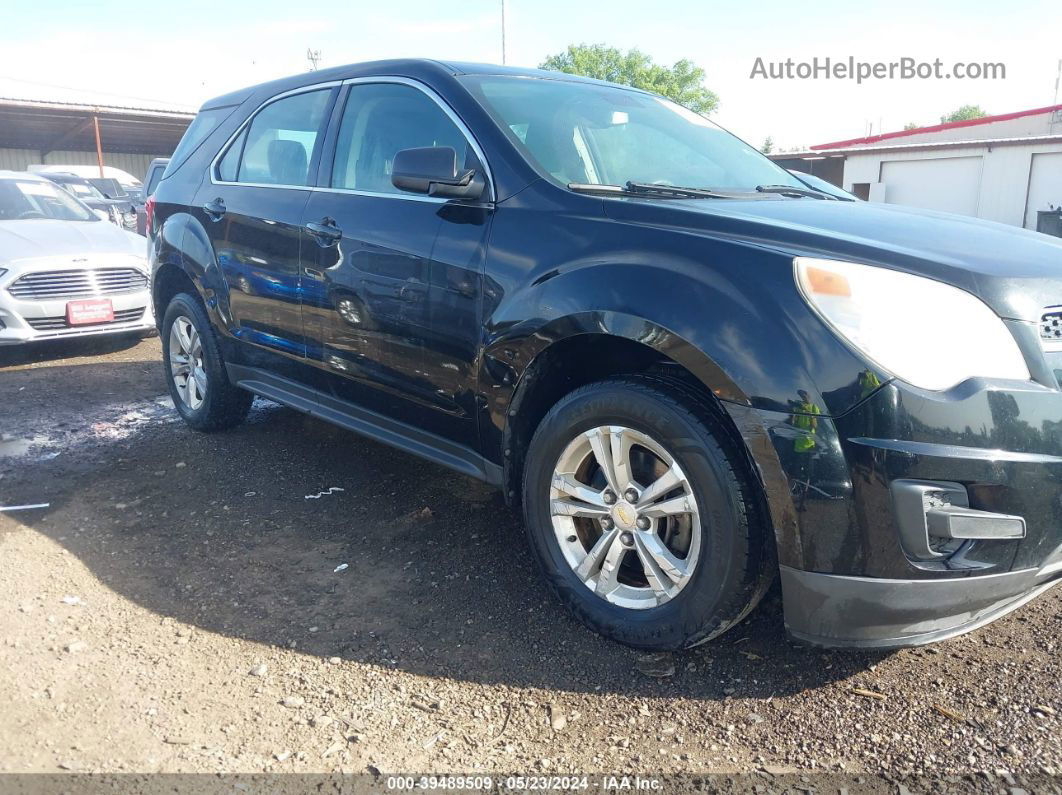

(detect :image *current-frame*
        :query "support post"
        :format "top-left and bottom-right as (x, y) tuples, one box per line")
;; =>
(93, 115), (104, 178)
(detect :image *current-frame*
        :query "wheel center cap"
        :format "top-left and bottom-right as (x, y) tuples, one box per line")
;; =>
(611, 501), (637, 529)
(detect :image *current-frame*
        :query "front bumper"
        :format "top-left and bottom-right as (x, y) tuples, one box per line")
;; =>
(781, 558), (1062, 648)
(0, 289), (154, 345)
(739, 377), (1062, 647)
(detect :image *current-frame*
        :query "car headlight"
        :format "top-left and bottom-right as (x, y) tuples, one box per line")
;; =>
(795, 257), (1030, 391)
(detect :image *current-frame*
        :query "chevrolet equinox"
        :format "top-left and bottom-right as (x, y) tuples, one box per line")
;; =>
(148, 60), (1062, 649)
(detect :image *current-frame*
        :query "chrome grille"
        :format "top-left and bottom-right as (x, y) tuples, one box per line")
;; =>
(8, 268), (148, 300)
(1042, 307), (1062, 342)
(26, 307), (145, 331)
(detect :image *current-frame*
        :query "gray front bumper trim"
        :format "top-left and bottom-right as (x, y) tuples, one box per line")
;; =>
(780, 564), (1062, 649)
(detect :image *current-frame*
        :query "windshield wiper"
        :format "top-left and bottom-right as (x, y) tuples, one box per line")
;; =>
(625, 181), (737, 199)
(755, 183), (836, 200)
(567, 181), (735, 199)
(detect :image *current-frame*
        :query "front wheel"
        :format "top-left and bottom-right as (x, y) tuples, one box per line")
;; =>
(522, 377), (772, 649)
(161, 292), (252, 431)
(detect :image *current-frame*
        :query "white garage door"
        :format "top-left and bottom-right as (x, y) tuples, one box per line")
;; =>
(880, 156), (984, 217)
(1024, 151), (1062, 229)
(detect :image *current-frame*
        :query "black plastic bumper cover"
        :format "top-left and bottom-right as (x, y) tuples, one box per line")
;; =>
(780, 557), (1062, 648)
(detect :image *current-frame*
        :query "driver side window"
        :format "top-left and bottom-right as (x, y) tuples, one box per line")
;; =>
(331, 83), (471, 195)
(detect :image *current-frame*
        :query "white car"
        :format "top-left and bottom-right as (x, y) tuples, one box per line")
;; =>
(0, 171), (154, 345)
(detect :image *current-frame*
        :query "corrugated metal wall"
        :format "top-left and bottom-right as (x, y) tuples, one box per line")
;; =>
(0, 147), (165, 183)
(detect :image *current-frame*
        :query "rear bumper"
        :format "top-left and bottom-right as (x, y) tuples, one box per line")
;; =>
(781, 557), (1062, 648)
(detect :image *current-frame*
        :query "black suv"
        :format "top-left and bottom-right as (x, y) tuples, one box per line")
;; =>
(149, 59), (1062, 650)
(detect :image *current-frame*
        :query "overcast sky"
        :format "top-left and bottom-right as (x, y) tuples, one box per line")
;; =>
(0, 0), (1058, 149)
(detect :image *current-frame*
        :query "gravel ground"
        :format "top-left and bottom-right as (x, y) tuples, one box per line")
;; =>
(0, 336), (1059, 791)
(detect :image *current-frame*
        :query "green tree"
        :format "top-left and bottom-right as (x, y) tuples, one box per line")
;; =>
(940, 104), (988, 123)
(903, 122), (920, 131)
(539, 44), (719, 114)
(761, 136), (774, 154)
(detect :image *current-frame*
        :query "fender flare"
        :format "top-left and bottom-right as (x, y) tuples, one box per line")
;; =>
(494, 311), (800, 568)
(152, 211), (232, 332)
(495, 309), (752, 410)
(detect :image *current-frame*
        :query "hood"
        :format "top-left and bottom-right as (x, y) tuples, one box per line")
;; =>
(602, 197), (1062, 322)
(0, 219), (146, 266)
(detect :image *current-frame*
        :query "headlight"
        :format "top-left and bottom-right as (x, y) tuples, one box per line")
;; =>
(795, 257), (1029, 391)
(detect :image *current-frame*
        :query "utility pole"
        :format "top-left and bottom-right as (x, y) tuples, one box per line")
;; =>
(499, 0), (507, 65)
(1054, 59), (1061, 105)
(307, 48), (322, 71)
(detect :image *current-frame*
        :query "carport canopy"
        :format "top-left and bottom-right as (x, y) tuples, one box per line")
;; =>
(0, 97), (194, 158)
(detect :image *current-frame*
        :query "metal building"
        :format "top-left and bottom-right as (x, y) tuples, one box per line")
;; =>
(0, 97), (194, 184)
(771, 104), (1062, 235)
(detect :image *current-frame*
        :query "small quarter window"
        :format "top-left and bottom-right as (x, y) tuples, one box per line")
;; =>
(217, 129), (245, 182)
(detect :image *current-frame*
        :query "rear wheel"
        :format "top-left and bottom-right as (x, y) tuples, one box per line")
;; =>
(522, 377), (771, 649)
(161, 292), (252, 431)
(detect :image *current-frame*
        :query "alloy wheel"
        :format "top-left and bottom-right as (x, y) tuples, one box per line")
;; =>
(169, 316), (207, 410)
(549, 425), (701, 609)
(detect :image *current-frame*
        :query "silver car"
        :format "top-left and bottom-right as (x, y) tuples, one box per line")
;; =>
(0, 171), (153, 345)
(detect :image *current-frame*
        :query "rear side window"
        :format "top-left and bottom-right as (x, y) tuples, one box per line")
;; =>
(331, 83), (471, 195)
(163, 105), (236, 179)
(220, 89), (332, 186)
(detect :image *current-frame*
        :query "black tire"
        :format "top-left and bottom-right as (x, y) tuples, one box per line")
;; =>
(522, 376), (772, 650)
(161, 292), (252, 432)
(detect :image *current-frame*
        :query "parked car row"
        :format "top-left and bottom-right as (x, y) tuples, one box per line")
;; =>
(27, 164), (146, 233)
(36, 172), (137, 231)
(0, 157), (172, 346)
(0, 170), (154, 345)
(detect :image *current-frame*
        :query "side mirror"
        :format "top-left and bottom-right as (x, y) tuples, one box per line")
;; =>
(391, 146), (485, 200)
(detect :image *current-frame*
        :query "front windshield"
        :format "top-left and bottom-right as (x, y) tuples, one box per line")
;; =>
(0, 179), (98, 222)
(461, 75), (803, 193)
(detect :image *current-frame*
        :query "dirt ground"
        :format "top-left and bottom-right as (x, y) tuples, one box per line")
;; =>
(0, 336), (1059, 790)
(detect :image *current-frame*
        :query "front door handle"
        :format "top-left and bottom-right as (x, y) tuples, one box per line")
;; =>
(305, 218), (342, 247)
(202, 198), (226, 221)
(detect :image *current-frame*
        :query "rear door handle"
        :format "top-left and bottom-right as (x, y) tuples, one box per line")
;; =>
(202, 198), (226, 221)
(305, 218), (342, 247)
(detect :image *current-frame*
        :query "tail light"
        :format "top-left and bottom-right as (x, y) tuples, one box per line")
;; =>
(145, 196), (156, 236)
